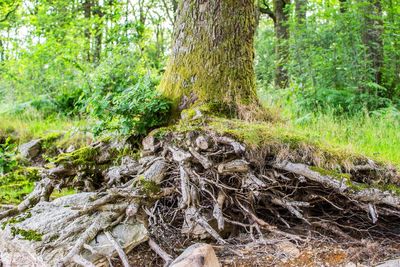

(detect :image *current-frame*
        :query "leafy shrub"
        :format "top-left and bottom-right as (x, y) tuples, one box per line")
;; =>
(88, 76), (171, 136)
(53, 88), (84, 116)
(0, 137), (18, 175)
(294, 87), (393, 115)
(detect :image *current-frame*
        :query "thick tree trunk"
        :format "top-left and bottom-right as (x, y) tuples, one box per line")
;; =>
(274, 0), (290, 88)
(159, 0), (259, 117)
(362, 0), (384, 86)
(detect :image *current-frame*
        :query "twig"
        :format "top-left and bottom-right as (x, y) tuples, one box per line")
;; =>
(105, 231), (131, 267)
(148, 238), (173, 266)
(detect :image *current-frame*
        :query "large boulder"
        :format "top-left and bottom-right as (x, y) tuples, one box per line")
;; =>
(0, 193), (148, 266)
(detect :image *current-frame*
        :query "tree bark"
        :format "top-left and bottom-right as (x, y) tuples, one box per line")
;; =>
(92, 0), (104, 63)
(339, 0), (347, 13)
(295, 0), (307, 24)
(159, 0), (259, 118)
(274, 0), (290, 88)
(83, 0), (92, 62)
(0, 38), (4, 61)
(362, 0), (384, 86)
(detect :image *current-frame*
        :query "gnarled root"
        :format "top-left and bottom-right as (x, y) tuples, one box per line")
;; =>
(1, 129), (400, 266)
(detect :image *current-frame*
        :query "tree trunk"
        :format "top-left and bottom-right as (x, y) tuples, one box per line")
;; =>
(92, 0), (104, 63)
(295, 0), (307, 24)
(274, 0), (290, 88)
(83, 0), (92, 62)
(339, 0), (347, 13)
(159, 0), (259, 118)
(0, 38), (4, 61)
(362, 0), (384, 86)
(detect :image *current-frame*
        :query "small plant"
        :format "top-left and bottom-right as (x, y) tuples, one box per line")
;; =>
(88, 76), (171, 136)
(0, 137), (18, 175)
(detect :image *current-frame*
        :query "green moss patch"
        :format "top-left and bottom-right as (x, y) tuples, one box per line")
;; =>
(0, 167), (41, 204)
(50, 188), (77, 199)
(53, 146), (99, 166)
(10, 227), (42, 241)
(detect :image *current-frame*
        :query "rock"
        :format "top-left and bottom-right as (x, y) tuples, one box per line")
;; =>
(169, 146), (192, 163)
(0, 193), (148, 267)
(170, 243), (220, 267)
(275, 241), (300, 258)
(196, 136), (210, 150)
(376, 258), (400, 267)
(142, 135), (159, 153)
(103, 156), (139, 186)
(19, 139), (42, 159)
(142, 159), (167, 184)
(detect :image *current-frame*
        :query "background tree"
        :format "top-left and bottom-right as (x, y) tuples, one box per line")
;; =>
(260, 0), (290, 88)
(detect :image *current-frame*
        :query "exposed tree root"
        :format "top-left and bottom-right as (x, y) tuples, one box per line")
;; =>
(1, 128), (400, 266)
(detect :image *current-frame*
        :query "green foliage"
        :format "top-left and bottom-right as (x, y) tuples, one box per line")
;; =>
(88, 76), (171, 136)
(0, 167), (41, 204)
(256, 0), (400, 115)
(0, 137), (18, 175)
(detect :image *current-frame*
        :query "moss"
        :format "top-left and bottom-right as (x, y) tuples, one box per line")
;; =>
(50, 188), (77, 199)
(137, 176), (161, 196)
(55, 131), (92, 151)
(0, 167), (41, 204)
(309, 166), (351, 180)
(1, 212), (32, 230)
(52, 146), (99, 166)
(158, 1), (258, 115)
(40, 132), (63, 155)
(10, 227), (42, 241)
(383, 184), (400, 195)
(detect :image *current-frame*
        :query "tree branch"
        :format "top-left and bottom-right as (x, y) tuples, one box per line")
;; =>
(259, 0), (276, 22)
(0, 3), (20, 23)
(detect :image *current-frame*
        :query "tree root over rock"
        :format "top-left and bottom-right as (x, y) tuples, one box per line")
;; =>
(1, 130), (400, 266)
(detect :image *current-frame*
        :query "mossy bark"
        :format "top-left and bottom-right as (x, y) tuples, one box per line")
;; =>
(274, 0), (289, 89)
(159, 0), (259, 117)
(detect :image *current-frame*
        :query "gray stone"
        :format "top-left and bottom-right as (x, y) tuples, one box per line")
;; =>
(0, 193), (148, 266)
(170, 243), (220, 267)
(376, 259), (400, 267)
(19, 139), (42, 159)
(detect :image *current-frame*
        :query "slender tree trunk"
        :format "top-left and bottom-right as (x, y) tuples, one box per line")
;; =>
(159, 0), (259, 118)
(295, 0), (307, 24)
(92, 0), (104, 63)
(0, 39), (4, 61)
(274, 0), (290, 88)
(362, 0), (384, 86)
(339, 0), (347, 13)
(83, 0), (92, 62)
(172, 0), (178, 21)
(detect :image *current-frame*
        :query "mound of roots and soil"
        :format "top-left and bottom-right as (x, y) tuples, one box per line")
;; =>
(0, 122), (399, 266)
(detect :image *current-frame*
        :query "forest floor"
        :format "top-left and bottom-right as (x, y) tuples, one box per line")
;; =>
(0, 110), (400, 266)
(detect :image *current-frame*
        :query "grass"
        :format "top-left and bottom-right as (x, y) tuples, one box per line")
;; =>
(289, 112), (400, 167)
(259, 90), (400, 168)
(0, 112), (90, 144)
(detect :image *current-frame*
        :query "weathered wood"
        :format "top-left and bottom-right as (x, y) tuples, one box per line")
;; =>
(218, 159), (249, 174)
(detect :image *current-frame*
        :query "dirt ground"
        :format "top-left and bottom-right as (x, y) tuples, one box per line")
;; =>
(115, 239), (400, 267)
